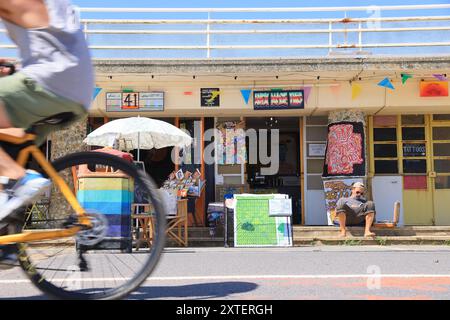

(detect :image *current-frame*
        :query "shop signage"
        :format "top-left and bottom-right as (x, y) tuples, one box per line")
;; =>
(106, 92), (164, 112)
(308, 143), (327, 157)
(253, 90), (304, 110)
(201, 88), (220, 107)
(403, 143), (426, 157)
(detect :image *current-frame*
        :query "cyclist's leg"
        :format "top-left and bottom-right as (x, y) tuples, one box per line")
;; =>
(0, 102), (26, 179)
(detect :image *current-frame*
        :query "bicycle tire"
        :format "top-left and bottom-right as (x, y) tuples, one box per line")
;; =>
(16, 151), (167, 300)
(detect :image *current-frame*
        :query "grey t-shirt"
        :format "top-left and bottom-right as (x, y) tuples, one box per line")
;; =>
(336, 196), (368, 215)
(3, 0), (94, 109)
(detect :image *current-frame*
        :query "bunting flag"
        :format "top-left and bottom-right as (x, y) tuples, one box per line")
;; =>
(302, 86), (312, 103)
(433, 74), (448, 81)
(401, 73), (413, 84)
(240, 89), (252, 104)
(351, 82), (362, 100)
(330, 84), (341, 98)
(378, 77), (395, 90)
(93, 87), (102, 99)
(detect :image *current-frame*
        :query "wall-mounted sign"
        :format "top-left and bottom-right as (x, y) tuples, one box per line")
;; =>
(201, 88), (220, 107)
(253, 90), (304, 110)
(106, 92), (164, 112)
(403, 143), (426, 157)
(308, 143), (327, 157)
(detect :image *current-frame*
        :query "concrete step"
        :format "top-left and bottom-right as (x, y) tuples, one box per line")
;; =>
(166, 237), (225, 247)
(294, 235), (450, 246)
(293, 226), (450, 237)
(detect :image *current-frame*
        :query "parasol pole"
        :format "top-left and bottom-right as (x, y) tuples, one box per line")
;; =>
(137, 131), (140, 161)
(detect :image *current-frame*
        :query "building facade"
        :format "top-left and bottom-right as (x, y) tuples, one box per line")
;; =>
(53, 56), (450, 227)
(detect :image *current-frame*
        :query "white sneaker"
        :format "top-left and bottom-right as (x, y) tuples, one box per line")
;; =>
(0, 170), (51, 221)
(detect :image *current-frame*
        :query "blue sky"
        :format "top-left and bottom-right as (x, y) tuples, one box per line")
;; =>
(2, 1), (450, 58)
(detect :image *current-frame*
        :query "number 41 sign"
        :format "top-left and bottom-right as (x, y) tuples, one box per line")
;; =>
(122, 93), (139, 109)
(106, 92), (164, 112)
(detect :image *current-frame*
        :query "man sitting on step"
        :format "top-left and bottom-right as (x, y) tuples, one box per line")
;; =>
(335, 182), (376, 238)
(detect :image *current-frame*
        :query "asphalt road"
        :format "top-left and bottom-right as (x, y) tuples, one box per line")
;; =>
(2, 246), (450, 300)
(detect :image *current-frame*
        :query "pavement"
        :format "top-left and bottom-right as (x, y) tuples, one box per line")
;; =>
(2, 245), (450, 300)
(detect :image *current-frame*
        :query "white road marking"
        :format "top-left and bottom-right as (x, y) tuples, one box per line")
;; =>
(2, 274), (450, 284)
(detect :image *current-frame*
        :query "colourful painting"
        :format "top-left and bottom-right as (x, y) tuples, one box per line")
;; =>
(323, 122), (365, 177)
(420, 81), (448, 97)
(234, 195), (292, 247)
(216, 121), (247, 165)
(323, 179), (363, 225)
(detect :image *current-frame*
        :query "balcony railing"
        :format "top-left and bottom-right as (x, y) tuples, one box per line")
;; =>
(0, 4), (450, 58)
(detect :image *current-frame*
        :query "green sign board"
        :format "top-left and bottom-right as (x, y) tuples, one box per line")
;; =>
(234, 195), (292, 247)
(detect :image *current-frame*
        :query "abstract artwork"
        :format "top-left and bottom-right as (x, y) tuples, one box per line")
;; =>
(323, 179), (364, 225)
(323, 122), (365, 177)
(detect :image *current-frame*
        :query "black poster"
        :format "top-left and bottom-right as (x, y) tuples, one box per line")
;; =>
(201, 88), (220, 107)
(253, 90), (304, 110)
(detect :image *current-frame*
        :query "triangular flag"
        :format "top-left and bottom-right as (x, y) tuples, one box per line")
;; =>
(93, 87), (102, 99)
(240, 89), (251, 104)
(351, 82), (362, 100)
(330, 84), (341, 98)
(401, 73), (413, 84)
(302, 87), (312, 103)
(378, 77), (395, 90)
(433, 74), (448, 81)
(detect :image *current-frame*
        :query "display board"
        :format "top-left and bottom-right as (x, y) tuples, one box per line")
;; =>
(106, 92), (164, 112)
(234, 194), (292, 247)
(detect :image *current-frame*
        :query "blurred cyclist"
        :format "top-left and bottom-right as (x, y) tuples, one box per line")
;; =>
(0, 0), (94, 268)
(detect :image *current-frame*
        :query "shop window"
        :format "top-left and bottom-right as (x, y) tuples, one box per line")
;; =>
(402, 127), (425, 141)
(306, 126), (328, 141)
(434, 143), (450, 157)
(403, 159), (427, 173)
(402, 115), (424, 125)
(433, 127), (450, 140)
(434, 160), (450, 173)
(307, 175), (324, 190)
(374, 144), (397, 157)
(402, 143), (426, 157)
(307, 159), (324, 174)
(435, 176), (450, 189)
(433, 114), (450, 121)
(374, 128), (397, 141)
(404, 175), (428, 190)
(375, 160), (398, 174)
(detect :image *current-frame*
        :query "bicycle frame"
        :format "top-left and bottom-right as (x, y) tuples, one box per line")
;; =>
(0, 133), (91, 246)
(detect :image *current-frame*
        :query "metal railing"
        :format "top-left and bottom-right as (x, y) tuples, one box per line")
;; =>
(1, 4), (450, 58)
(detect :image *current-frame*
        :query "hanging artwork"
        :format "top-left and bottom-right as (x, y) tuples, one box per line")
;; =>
(420, 81), (448, 97)
(323, 179), (364, 225)
(322, 121), (365, 177)
(216, 120), (246, 165)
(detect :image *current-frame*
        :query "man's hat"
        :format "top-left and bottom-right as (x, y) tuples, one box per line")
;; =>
(352, 182), (365, 189)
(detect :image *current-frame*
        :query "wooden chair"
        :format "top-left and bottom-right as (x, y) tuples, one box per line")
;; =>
(166, 199), (188, 247)
(131, 203), (154, 251)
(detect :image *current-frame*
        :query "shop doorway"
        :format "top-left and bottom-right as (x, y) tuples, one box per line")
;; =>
(245, 117), (302, 224)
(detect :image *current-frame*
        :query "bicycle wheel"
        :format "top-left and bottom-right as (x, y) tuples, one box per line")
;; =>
(17, 151), (166, 300)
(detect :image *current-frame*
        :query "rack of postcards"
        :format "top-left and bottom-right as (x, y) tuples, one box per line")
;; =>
(161, 168), (204, 198)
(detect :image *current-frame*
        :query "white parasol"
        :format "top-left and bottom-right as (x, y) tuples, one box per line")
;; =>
(84, 117), (192, 160)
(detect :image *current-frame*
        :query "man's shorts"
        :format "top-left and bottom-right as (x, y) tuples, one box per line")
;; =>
(336, 199), (376, 226)
(0, 72), (87, 146)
